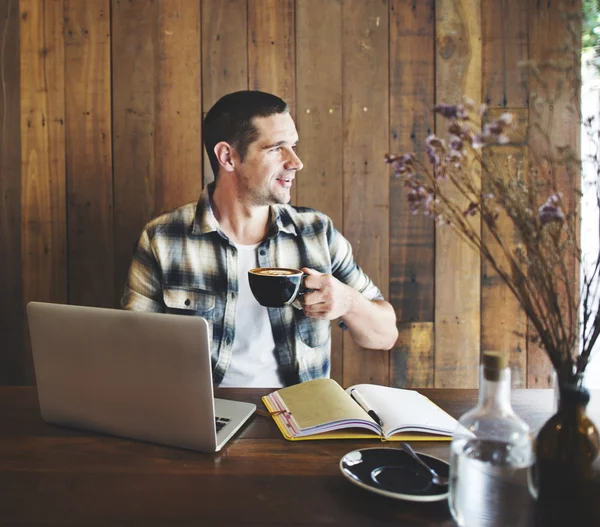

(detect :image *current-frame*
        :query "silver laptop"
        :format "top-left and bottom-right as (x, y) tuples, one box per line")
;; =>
(26, 301), (256, 453)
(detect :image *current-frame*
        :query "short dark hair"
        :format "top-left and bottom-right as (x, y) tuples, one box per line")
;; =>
(203, 90), (289, 178)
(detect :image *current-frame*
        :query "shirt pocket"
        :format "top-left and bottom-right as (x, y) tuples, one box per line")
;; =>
(295, 312), (331, 349)
(163, 287), (216, 318)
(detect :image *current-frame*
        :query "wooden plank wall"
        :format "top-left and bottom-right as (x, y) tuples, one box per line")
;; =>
(19, 0), (67, 385)
(434, 0), (482, 389)
(296, 0), (344, 378)
(1, 0), (581, 388)
(527, 0), (581, 387)
(389, 0), (435, 388)
(0, 0), (21, 384)
(341, 0), (390, 384)
(481, 0), (529, 388)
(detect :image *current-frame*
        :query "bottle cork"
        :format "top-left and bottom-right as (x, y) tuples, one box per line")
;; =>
(482, 351), (507, 381)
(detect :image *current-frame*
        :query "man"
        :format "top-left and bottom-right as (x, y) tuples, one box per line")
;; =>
(122, 90), (398, 387)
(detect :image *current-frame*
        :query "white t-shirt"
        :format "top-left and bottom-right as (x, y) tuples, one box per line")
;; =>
(219, 243), (284, 387)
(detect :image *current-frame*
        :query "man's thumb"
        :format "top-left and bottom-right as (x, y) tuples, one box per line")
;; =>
(301, 267), (322, 276)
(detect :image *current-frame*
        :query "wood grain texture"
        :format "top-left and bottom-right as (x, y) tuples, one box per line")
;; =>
(481, 0), (528, 108)
(111, 0), (156, 307)
(296, 0), (344, 382)
(2, 387), (597, 525)
(527, 0), (581, 388)
(4, 0), (584, 388)
(20, 0), (68, 384)
(0, 0), (22, 384)
(341, 0), (390, 387)
(481, 0), (529, 388)
(389, 0), (435, 388)
(64, 0), (113, 308)
(481, 142), (528, 388)
(201, 0), (248, 186)
(393, 322), (434, 388)
(248, 0), (296, 203)
(434, 0), (482, 388)
(155, 0), (202, 214)
(247, 0), (295, 112)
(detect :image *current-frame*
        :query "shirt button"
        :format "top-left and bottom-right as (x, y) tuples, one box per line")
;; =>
(259, 249), (266, 256)
(184, 298), (191, 306)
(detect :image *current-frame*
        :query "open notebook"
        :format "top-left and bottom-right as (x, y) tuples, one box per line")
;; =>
(262, 378), (457, 441)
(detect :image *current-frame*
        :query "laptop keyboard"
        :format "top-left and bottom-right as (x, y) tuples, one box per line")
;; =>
(215, 416), (231, 433)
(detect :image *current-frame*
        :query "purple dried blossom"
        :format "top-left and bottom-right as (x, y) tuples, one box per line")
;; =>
(434, 103), (468, 120)
(426, 149), (439, 165)
(483, 113), (513, 137)
(471, 123), (512, 149)
(385, 153), (416, 177)
(485, 122), (503, 136)
(425, 135), (445, 149)
(447, 121), (477, 146)
(497, 112), (513, 126)
(404, 179), (434, 215)
(462, 97), (475, 111)
(447, 150), (463, 168)
(449, 135), (464, 153)
(538, 193), (565, 225)
(472, 133), (485, 149)
(447, 122), (464, 136)
(425, 134), (446, 166)
(466, 112), (515, 149)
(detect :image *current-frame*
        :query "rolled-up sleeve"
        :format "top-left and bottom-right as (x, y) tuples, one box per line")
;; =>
(328, 222), (384, 301)
(327, 221), (384, 331)
(121, 230), (165, 313)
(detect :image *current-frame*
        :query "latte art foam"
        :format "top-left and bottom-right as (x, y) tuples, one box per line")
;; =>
(254, 269), (298, 276)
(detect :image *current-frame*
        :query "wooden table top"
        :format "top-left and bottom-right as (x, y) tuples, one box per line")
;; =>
(0, 387), (598, 526)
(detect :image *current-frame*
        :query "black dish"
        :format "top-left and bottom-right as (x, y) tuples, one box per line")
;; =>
(339, 447), (450, 502)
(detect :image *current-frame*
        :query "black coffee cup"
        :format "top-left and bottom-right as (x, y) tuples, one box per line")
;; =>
(248, 267), (310, 307)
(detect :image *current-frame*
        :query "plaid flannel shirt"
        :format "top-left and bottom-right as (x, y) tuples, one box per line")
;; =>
(121, 184), (383, 386)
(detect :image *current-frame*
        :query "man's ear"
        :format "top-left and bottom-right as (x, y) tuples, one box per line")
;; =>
(214, 142), (236, 173)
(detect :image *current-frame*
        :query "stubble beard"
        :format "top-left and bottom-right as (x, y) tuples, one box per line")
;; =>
(252, 174), (293, 207)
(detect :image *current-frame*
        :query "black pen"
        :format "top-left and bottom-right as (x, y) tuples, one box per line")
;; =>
(350, 389), (384, 427)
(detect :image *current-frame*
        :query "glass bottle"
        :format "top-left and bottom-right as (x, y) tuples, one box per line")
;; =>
(534, 383), (600, 527)
(448, 351), (535, 527)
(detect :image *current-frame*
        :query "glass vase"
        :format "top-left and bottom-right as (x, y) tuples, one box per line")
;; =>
(534, 383), (600, 526)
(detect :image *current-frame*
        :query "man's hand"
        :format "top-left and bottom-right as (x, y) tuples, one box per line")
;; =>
(300, 267), (358, 320)
(299, 267), (399, 351)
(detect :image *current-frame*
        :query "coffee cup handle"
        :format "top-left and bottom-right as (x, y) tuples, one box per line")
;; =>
(298, 273), (315, 296)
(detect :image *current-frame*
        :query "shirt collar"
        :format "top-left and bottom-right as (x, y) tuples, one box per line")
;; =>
(191, 183), (298, 238)
(269, 205), (298, 237)
(191, 183), (220, 235)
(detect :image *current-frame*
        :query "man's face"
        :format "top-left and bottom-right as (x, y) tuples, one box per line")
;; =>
(234, 112), (303, 206)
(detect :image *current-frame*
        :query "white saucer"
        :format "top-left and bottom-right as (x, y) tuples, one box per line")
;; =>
(339, 447), (450, 502)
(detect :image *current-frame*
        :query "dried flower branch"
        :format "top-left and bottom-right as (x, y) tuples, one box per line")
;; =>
(386, 17), (599, 387)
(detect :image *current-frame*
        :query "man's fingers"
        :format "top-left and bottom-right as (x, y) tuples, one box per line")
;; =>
(300, 289), (322, 306)
(301, 267), (322, 276)
(301, 267), (324, 290)
(302, 298), (333, 316)
(302, 274), (322, 291)
(303, 305), (330, 319)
